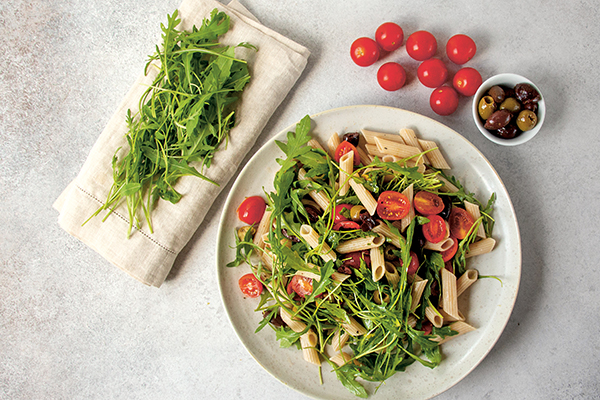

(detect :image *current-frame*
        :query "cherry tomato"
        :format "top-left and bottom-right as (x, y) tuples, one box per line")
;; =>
(238, 273), (263, 298)
(333, 220), (361, 231)
(237, 196), (266, 225)
(406, 30), (437, 61)
(377, 62), (406, 91)
(421, 320), (433, 335)
(334, 141), (360, 166)
(413, 191), (444, 215)
(350, 37), (380, 67)
(400, 250), (420, 275)
(333, 204), (353, 223)
(441, 237), (458, 262)
(453, 67), (482, 96)
(375, 22), (404, 52)
(429, 86), (459, 116)
(417, 58), (448, 88)
(446, 34), (477, 65)
(449, 207), (475, 240)
(341, 251), (371, 269)
(288, 275), (313, 298)
(376, 191), (410, 220)
(422, 214), (448, 243)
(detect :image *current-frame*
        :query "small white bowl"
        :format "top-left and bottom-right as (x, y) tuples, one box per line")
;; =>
(472, 73), (545, 146)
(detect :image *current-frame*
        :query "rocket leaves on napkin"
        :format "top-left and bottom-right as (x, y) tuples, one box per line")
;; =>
(89, 9), (255, 237)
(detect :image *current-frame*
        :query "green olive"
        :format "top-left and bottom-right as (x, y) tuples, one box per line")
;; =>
(237, 225), (255, 241)
(383, 244), (397, 260)
(350, 205), (365, 221)
(478, 96), (497, 120)
(516, 110), (538, 131)
(499, 97), (521, 114)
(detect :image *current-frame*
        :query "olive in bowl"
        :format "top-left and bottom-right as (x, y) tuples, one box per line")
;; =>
(472, 73), (545, 146)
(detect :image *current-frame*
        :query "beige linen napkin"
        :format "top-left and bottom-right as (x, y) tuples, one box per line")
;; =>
(54, 0), (310, 287)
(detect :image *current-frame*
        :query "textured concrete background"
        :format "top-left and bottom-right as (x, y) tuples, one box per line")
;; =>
(1, 0), (599, 399)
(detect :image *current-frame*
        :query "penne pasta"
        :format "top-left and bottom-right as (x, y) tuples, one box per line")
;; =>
(341, 316), (368, 337)
(384, 261), (400, 288)
(331, 328), (350, 352)
(398, 128), (430, 165)
(464, 200), (486, 239)
(400, 183), (415, 232)
(361, 128), (405, 145)
(439, 307), (465, 322)
(336, 235), (385, 254)
(329, 351), (353, 367)
(440, 268), (460, 320)
(348, 178), (378, 215)
(373, 290), (390, 305)
(457, 269), (478, 297)
(410, 279), (429, 311)
(423, 237), (455, 252)
(300, 329), (321, 366)
(280, 306), (307, 333)
(307, 138), (325, 152)
(364, 143), (388, 158)
(327, 132), (341, 159)
(372, 221), (404, 248)
(433, 321), (476, 344)
(356, 145), (373, 165)
(299, 224), (337, 262)
(253, 210), (272, 250)
(298, 168), (330, 211)
(418, 139), (451, 169)
(370, 246), (385, 282)
(374, 136), (422, 161)
(338, 152), (354, 196)
(425, 306), (443, 328)
(465, 238), (496, 258)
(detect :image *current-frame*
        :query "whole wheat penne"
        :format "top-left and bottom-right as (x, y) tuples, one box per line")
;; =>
(425, 306), (443, 328)
(398, 128), (430, 165)
(280, 306), (307, 333)
(331, 328), (350, 352)
(300, 329), (321, 366)
(418, 139), (451, 169)
(465, 238), (496, 258)
(299, 224), (337, 262)
(410, 279), (429, 311)
(341, 317), (367, 337)
(384, 261), (400, 288)
(336, 235), (385, 254)
(329, 351), (353, 367)
(298, 168), (330, 210)
(457, 269), (478, 297)
(338, 152), (354, 196)
(348, 179), (378, 215)
(253, 210), (272, 249)
(423, 237), (455, 252)
(433, 321), (476, 344)
(370, 246), (385, 282)
(439, 307), (465, 322)
(440, 268), (460, 320)
(464, 200), (486, 239)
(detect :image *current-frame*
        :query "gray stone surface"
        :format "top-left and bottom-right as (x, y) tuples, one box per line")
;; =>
(1, 0), (599, 399)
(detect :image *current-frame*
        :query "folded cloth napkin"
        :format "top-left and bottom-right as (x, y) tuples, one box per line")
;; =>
(53, 0), (310, 287)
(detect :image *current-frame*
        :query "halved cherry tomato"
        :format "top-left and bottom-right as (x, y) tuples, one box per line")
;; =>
(400, 250), (420, 275)
(441, 236), (458, 262)
(333, 204), (353, 223)
(334, 141), (360, 166)
(350, 37), (380, 67)
(287, 275), (313, 298)
(238, 273), (263, 298)
(237, 196), (266, 225)
(413, 191), (444, 215)
(341, 251), (371, 269)
(422, 214), (448, 243)
(333, 220), (361, 230)
(375, 22), (404, 52)
(449, 207), (475, 239)
(376, 191), (410, 220)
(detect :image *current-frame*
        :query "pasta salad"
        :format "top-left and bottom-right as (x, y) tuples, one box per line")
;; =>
(227, 115), (496, 398)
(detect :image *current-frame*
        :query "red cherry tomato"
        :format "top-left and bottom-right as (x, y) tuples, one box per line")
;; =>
(413, 191), (444, 215)
(376, 191), (410, 220)
(334, 141), (360, 166)
(449, 207), (475, 240)
(332, 204), (353, 223)
(350, 37), (380, 67)
(422, 214), (448, 243)
(377, 62), (406, 91)
(441, 236), (458, 262)
(421, 320), (433, 335)
(417, 58), (448, 88)
(429, 86), (459, 116)
(288, 275), (313, 298)
(406, 30), (437, 61)
(453, 67), (482, 96)
(333, 220), (361, 231)
(341, 251), (371, 269)
(238, 273), (263, 298)
(400, 250), (420, 275)
(375, 22), (404, 52)
(237, 196), (266, 225)
(446, 34), (477, 65)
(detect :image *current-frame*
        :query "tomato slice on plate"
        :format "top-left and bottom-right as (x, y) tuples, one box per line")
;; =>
(449, 207), (475, 240)
(413, 191), (444, 215)
(441, 236), (458, 262)
(422, 214), (448, 243)
(376, 191), (410, 220)
(237, 196), (266, 225)
(333, 220), (361, 231)
(287, 275), (313, 298)
(400, 250), (420, 275)
(334, 141), (360, 166)
(238, 273), (263, 298)
(332, 204), (353, 223)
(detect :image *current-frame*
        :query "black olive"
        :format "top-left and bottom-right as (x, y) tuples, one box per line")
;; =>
(438, 195), (453, 220)
(488, 85), (505, 104)
(359, 210), (377, 231)
(493, 123), (520, 139)
(514, 83), (541, 104)
(281, 228), (300, 243)
(343, 132), (360, 146)
(484, 109), (512, 130)
(304, 205), (320, 223)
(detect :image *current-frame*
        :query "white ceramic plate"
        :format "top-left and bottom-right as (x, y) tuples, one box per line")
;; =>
(216, 105), (521, 400)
